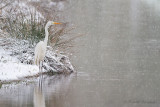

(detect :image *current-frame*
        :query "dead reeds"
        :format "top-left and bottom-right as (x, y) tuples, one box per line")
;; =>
(0, 0), (84, 51)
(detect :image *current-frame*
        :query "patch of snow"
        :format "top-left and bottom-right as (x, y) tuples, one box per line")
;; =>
(0, 46), (39, 81)
(0, 61), (39, 81)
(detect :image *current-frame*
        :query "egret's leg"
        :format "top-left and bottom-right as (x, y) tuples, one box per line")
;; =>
(40, 61), (43, 86)
(38, 62), (40, 86)
(38, 61), (40, 86)
(41, 61), (43, 79)
(39, 61), (42, 87)
(41, 61), (43, 74)
(39, 62), (40, 73)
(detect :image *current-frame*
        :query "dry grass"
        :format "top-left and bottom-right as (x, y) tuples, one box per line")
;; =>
(52, 25), (85, 51)
(0, 0), (84, 51)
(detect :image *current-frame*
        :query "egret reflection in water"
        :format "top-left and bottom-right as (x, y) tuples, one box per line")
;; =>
(0, 74), (75, 107)
(34, 85), (45, 107)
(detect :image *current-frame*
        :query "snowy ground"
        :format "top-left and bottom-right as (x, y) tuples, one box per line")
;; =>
(0, 31), (74, 82)
(0, 46), (39, 81)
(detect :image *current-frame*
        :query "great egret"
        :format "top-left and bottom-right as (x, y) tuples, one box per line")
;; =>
(34, 21), (61, 73)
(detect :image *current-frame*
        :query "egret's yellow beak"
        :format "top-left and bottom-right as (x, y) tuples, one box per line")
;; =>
(53, 22), (61, 24)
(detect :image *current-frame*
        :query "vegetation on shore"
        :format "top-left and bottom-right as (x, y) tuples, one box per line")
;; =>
(0, 0), (83, 52)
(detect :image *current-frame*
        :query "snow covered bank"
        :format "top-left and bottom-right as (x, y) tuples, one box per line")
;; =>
(0, 33), (74, 82)
(0, 0), (74, 82)
(0, 47), (39, 81)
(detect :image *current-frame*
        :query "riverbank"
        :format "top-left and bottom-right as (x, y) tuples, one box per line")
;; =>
(0, 29), (74, 83)
(0, 0), (76, 82)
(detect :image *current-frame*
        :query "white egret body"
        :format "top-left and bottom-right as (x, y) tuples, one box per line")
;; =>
(34, 21), (61, 72)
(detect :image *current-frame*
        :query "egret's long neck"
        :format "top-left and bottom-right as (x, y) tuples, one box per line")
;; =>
(44, 25), (49, 46)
